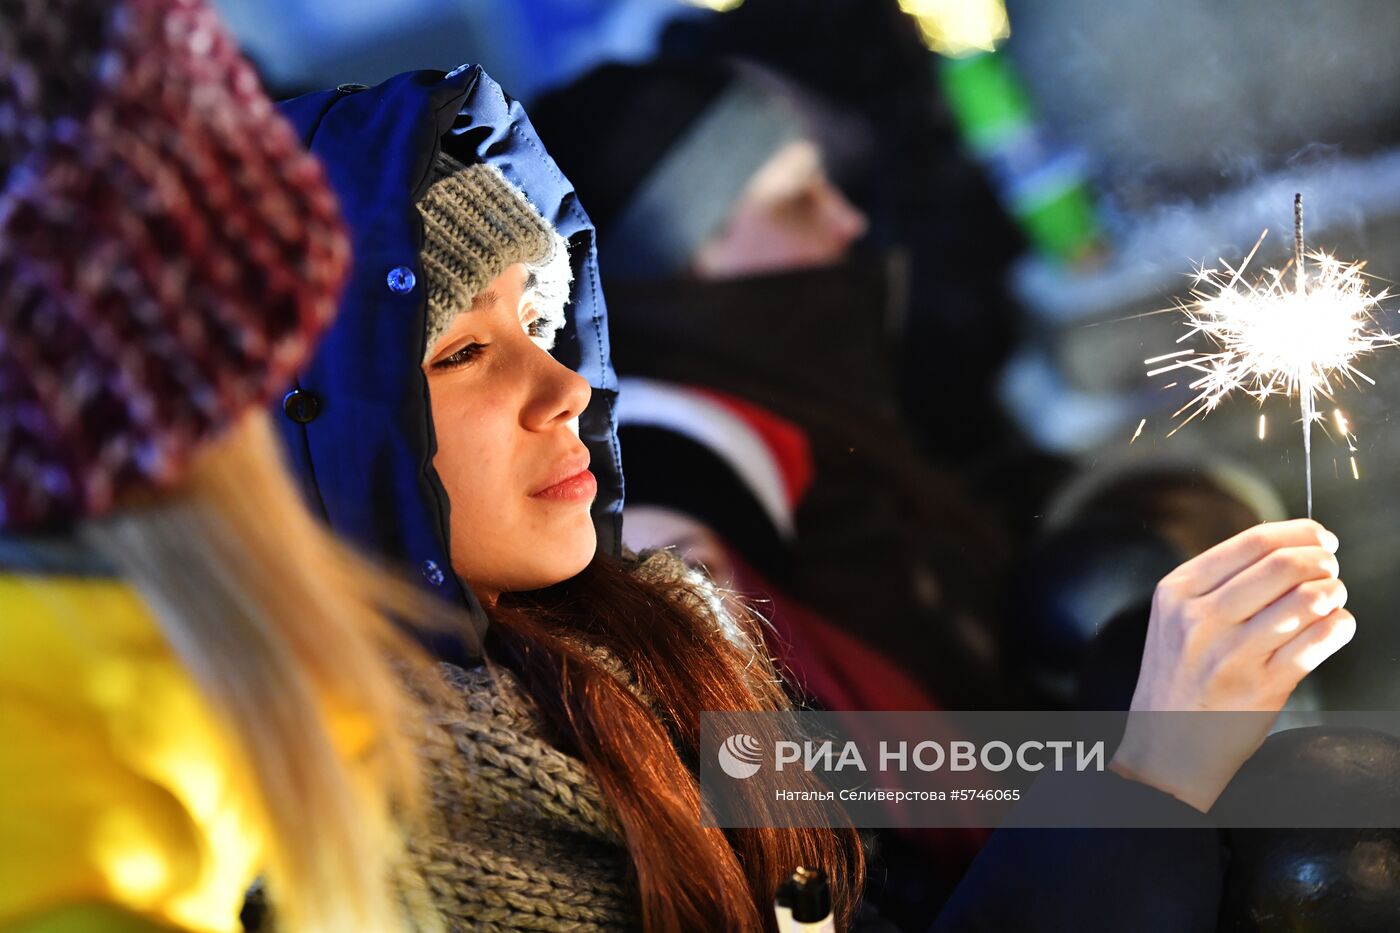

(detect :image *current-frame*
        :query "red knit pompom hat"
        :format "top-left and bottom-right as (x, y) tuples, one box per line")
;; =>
(0, 0), (350, 531)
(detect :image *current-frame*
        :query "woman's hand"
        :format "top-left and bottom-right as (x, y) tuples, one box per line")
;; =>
(1109, 519), (1355, 812)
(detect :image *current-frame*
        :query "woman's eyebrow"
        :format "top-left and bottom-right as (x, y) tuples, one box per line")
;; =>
(469, 287), (500, 311)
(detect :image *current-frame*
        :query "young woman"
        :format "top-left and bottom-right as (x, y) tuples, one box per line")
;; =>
(275, 67), (867, 932)
(279, 66), (1355, 931)
(0, 2), (451, 930)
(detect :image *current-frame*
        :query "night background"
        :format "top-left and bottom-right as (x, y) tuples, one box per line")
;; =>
(219, 0), (1400, 711)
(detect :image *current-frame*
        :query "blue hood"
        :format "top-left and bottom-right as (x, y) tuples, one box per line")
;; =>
(275, 66), (622, 651)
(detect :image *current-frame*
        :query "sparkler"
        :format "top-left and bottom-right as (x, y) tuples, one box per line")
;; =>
(1146, 194), (1397, 517)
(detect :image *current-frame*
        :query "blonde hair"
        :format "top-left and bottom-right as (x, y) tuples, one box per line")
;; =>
(81, 411), (456, 932)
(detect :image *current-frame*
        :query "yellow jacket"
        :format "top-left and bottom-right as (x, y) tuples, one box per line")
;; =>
(1, 568), (262, 933)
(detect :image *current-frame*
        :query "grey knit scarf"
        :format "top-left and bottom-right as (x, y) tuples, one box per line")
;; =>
(410, 550), (758, 932)
(412, 655), (639, 932)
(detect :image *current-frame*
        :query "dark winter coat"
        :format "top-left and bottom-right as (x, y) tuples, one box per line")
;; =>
(605, 258), (1013, 709)
(931, 770), (1225, 931)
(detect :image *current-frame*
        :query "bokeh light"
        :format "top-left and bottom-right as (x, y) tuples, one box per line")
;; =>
(898, 0), (1010, 57)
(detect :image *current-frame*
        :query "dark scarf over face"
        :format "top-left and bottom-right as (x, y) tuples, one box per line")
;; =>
(607, 257), (1013, 707)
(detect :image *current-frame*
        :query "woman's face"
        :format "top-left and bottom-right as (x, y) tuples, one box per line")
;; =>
(692, 139), (868, 280)
(424, 262), (597, 602)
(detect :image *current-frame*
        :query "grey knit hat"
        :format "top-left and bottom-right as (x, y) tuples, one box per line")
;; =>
(418, 152), (572, 358)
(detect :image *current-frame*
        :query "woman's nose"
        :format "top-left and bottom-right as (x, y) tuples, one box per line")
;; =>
(821, 182), (868, 248)
(523, 350), (592, 430)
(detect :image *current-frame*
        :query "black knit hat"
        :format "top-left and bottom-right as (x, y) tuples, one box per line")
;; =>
(529, 61), (802, 279)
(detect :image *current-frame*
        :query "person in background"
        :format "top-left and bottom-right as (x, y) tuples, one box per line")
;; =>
(0, 2), (452, 930)
(656, 0), (1029, 473)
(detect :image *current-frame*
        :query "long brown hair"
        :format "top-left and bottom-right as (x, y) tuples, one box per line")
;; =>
(487, 551), (865, 931)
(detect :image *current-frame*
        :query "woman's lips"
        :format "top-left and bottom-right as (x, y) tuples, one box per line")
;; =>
(531, 451), (596, 501)
(531, 468), (597, 502)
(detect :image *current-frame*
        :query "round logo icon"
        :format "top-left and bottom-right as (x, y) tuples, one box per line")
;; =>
(718, 733), (764, 779)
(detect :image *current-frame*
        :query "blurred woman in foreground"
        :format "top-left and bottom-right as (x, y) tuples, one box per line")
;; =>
(0, 1), (449, 930)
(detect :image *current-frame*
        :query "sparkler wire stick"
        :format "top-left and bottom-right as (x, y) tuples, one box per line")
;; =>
(1295, 193), (1315, 518)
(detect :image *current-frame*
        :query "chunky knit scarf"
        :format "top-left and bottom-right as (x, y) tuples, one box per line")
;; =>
(413, 658), (639, 932)
(411, 550), (755, 931)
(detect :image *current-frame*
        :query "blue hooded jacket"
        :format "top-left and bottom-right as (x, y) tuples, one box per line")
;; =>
(274, 66), (623, 653)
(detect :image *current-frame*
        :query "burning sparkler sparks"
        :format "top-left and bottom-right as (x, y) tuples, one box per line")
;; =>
(1146, 194), (1398, 517)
